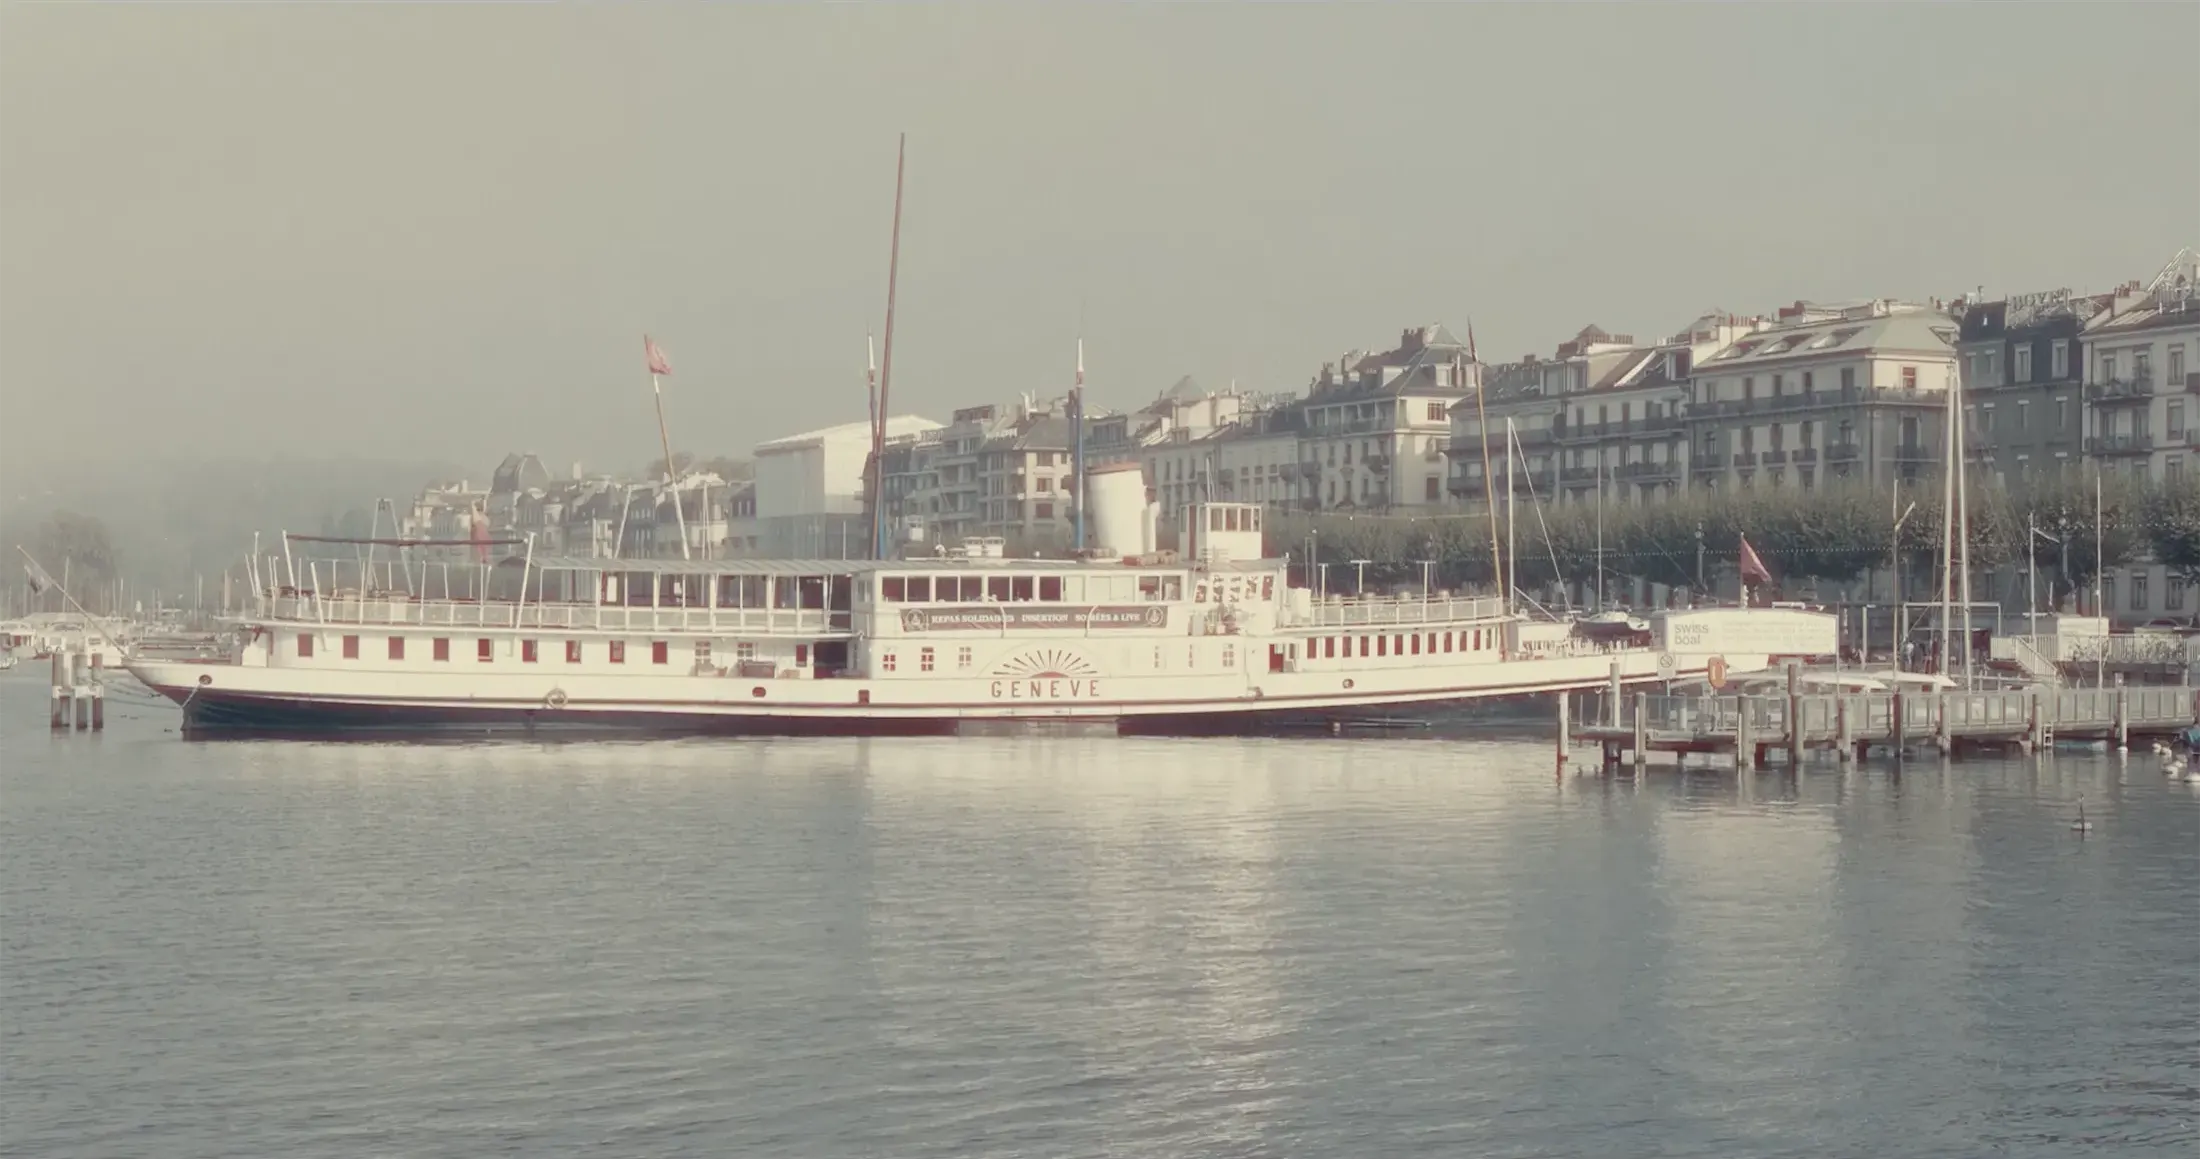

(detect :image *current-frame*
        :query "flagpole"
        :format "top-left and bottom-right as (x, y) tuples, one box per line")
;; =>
(1072, 338), (1087, 554)
(648, 364), (690, 561)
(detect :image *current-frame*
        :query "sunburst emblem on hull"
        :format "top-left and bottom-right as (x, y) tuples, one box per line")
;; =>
(991, 648), (1099, 680)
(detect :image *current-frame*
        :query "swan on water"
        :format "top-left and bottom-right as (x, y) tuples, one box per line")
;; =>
(2071, 798), (2094, 833)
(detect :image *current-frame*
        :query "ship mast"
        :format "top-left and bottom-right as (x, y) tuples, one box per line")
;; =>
(869, 134), (908, 560)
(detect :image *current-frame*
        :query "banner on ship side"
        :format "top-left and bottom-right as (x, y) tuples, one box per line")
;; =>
(899, 605), (1169, 633)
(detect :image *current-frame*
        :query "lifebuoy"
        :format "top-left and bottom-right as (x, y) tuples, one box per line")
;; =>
(1706, 655), (1728, 690)
(544, 688), (569, 710)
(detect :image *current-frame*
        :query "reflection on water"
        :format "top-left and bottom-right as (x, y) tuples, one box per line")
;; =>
(3, 681), (2197, 1157)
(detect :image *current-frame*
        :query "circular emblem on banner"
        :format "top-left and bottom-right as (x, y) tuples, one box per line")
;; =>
(1657, 652), (1676, 680)
(1706, 655), (1728, 690)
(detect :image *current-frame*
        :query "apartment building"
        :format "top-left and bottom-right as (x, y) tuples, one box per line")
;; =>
(2085, 249), (2200, 623)
(1301, 325), (1475, 511)
(1957, 288), (2101, 487)
(1446, 358), (1559, 505)
(1148, 405), (1303, 515)
(1686, 300), (1958, 493)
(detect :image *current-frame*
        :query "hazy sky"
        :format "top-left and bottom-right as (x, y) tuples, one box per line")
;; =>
(3, 4), (2194, 477)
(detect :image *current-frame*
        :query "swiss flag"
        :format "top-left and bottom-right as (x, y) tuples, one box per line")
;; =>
(644, 334), (672, 377)
(1738, 534), (1773, 586)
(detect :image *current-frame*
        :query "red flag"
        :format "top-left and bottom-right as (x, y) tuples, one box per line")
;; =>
(1738, 534), (1772, 586)
(644, 335), (672, 377)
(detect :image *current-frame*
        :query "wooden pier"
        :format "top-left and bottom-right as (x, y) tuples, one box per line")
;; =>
(1567, 667), (2196, 770)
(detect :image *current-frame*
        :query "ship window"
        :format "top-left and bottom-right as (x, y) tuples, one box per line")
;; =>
(1222, 644), (1235, 669)
(907, 576), (932, 603)
(623, 572), (653, 607)
(1377, 636), (1387, 657)
(958, 646), (972, 669)
(1210, 508), (1224, 531)
(388, 636), (405, 661)
(566, 640), (582, 663)
(695, 641), (712, 667)
(1472, 630), (1482, 650)
(1011, 576), (1035, 601)
(1039, 576), (1063, 601)
(1360, 636), (1370, 657)
(609, 640), (626, 663)
(956, 576), (986, 601)
(1062, 576), (1084, 601)
(882, 576), (906, 602)
(883, 651), (897, 672)
(737, 642), (756, 661)
(988, 576), (1012, 602)
(1189, 644), (1198, 668)
(518, 639), (536, 662)
(1426, 633), (1435, 653)
(651, 641), (669, 665)
(721, 575), (768, 609)
(1394, 634), (1404, 655)
(297, 633), (314, 658)
(1154, 646), (1164, 669)
(433, 638), (450, 662)
(1442, 632), (1453, 653)
(1250, 508), (1261, 532)
(477, 638), (493, 662)
(798, 577), (826, 610)
(342, 635), (360, 659)
(795, 644), (809, 666)
(1138, 575), (1161, 600)
(920, 646), (935, 672)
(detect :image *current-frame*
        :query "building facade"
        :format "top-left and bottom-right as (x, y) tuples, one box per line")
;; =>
(1301, 325), (1475, 511)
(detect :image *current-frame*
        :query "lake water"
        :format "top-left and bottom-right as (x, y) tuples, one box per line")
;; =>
(3, 674), (2196, 1157)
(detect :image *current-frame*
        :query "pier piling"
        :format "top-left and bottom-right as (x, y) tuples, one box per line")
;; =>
(1555, 691), (1570, 775)
(1785, 663), (1802, 766)
(2113, 674), (2129, 753)
(1836, 695), (1853, 761)
(1632, 692), (1647, 766)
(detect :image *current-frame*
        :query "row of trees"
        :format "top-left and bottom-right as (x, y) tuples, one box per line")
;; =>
(1268, 472), (2195, 600)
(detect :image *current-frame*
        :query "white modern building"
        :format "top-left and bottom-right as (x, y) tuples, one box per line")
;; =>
(756, 414), (942, 558)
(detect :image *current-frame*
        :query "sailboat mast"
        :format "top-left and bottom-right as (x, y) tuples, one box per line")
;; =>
(1468, 323), (1502, 605)
(1940, 377), (1956, 676)
(1956, 382), (1974, 688)
(871, 133), (908, 561)
(1505, 418), (1518, 609)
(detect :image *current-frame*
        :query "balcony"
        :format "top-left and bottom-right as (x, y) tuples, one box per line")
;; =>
(1691, 453), (1728, 473)
(1734, 450), (1760, 467)
(1893, 443), (1935, 462)
(1762, 449), (1790, 465)
(1363, 454), (1391, 474)
(2087, 374), (2156, 404)
(2088, 433), (2156, 456)
(1695, 384), (1943, 418)
(1794, 447), (1819, 463)
(1616, 460), (1680, 481)
(1559, 466), (1600, 484)
(1826, 442), (1861, 462)
(1553, 414), (1689, 442)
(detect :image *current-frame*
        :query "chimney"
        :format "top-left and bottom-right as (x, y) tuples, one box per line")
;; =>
(572, 461), (584, 480)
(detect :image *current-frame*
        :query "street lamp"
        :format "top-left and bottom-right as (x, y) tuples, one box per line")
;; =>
(1350, 558), (1371, 596)
(2028, 515), (2064, 630)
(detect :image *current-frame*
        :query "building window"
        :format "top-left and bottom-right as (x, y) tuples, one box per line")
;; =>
(2056, 398), (2069, 429)
(566, 640), (582, 663)
(1840, 367), (1855, 391)
(2172, 401), (2187, 439)
(2173, 346), (2188, 385)
(388, 636), (405, 661)
(2016, 400), (2029, 431)
(1222, 644), (1235, 669)
(2132, 574), (2149, 612)
(1427, 401), (1446, 421)
(297, 633), (314, 658)
(609, 640), (626, 664)
(737, 642), (756, 661)
(1035, 502), (1053, 519)
(2051, 340), (2069, 379)
(1901, 366), (1918, 390)
(433, 637), (450, 661)
(651, 641), (669, 665)
(2100, 352), (2116, 383)
(2103, 576), (2116, 611)
(2014, 346), (2033, 383)
(2170, 577), (2189, 611)
(342, 635), (359, 659)
(477, 638), (493, 662)
(1424, 477), (1440, 501)
(883, 651), (897, 672)
(957, 646), (973, 669)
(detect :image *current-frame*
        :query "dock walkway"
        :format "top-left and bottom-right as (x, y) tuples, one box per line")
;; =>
(1567, 678), (2196, 769)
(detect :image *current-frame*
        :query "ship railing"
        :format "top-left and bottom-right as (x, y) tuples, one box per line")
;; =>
(1287, 595), (1508, 629)
(265, 595), (850, 635)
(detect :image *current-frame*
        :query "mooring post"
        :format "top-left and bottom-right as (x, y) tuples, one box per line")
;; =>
(1891, 691), (1906, 758)
(2113, 673), (2128, 753)
(2026, 687), (2043, 753)
(1785, 662), (1803, 767)
(1607, 660), (1622, 727)
(1632, 691), (1648, 766)
(1735, 697), (1755, 771)
(1555, 690), (1570, 775)
(70, 650), (88, 731)
(90, 681), (104, 731)
(1836, 695), (1854, 761)
(48, 649), (67, 730)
